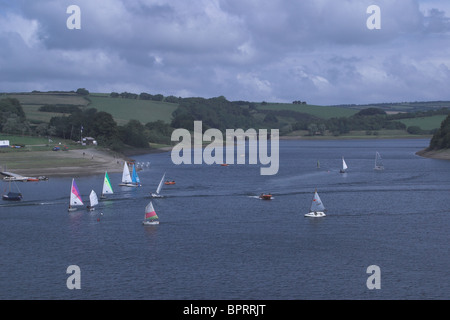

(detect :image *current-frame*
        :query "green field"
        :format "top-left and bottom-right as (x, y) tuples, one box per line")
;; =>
(397, 115), (447, 130)
(4, 92), (89, 106)
(4, 92), (90, 124)
(3, 92), (178, 125)
(257, 103), (358, 119)
(0, 134), (49, 146)
(88, 94), (178, 125)
(0, 134), (84, 153)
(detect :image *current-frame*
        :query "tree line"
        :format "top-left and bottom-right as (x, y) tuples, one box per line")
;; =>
(47, 109), (172, 151)
(109, 91), (181, 103)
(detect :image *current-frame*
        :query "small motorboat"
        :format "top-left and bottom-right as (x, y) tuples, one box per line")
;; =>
(259, 193), (273, 200)
(164, 180), (176, 185)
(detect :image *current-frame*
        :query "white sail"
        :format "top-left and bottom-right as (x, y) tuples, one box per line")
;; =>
(156, 173), (166, 195)
(342, 158), (348, 171)
(89, 190), (98, 207)
(310, 191), (325, 212)
(374, 152), (384, 170)
(121, 162), (132, 183)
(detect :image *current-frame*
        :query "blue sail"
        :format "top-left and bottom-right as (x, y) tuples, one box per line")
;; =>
(310, 191), (325, 212)
(132, 164), (140, 185)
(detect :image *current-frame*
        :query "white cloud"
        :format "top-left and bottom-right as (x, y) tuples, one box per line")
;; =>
(1, 0), (450, 105)
(0, 13), (41, 47)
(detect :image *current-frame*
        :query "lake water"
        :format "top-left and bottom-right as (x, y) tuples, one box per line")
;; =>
(0, 138), (449, 300)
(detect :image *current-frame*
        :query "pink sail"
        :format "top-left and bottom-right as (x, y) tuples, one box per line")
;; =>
(70, 178), (84, 206)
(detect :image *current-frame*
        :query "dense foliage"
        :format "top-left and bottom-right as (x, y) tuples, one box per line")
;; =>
(171, 96), (256, 132)
(0, 98), (29, 134)
(429, 115), (450, 149)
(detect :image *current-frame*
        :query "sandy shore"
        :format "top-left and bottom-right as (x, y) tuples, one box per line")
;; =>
(2, 148), (130, 177)
(416, 148), (450, 160)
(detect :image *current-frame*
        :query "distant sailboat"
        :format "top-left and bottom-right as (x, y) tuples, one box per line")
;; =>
(87, 190), (98, 211)
(374, 152), (384, 171)
(68, 178), (83, 212)
(305, 189), (326, 217)
(317, 160), (320, 169)
(340, 157), (348, 173)
(101, 171), (114, 198)
(142, 201), (159, 225)
(119, 162), (140, 187)
(151, 173), (166, 198)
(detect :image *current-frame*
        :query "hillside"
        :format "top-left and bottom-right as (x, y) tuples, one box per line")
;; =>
(2, 91), (450, 143)
(331, 101), (450, 113)
(88, 94), (178, 125)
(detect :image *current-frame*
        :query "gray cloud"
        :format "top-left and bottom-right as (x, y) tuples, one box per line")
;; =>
(1, 0), (450, 105)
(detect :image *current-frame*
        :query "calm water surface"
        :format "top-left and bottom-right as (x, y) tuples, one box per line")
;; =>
(0, 138), (449, 299)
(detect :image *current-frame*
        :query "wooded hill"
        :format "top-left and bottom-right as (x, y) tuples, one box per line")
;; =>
(2, 90), (450, 152)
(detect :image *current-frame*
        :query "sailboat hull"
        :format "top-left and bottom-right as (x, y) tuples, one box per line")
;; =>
(119, 183), (140, 187)
(142, 220), (159, 225)
(305, 211), (326, 217)
(151, 193), (164, 198)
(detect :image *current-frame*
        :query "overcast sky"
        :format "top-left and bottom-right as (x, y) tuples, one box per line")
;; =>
(1, 0), (450, 105)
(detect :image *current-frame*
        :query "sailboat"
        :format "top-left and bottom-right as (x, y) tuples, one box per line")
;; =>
(131, 164), (141, 186)
(374, 152), (384, 171)
(142, 201), (159, 225)
(317, 160), (320, 169)
(68, 178), (84, 212)
(305, 189), (326, 217)
(2, 181), (23, 201)
(340, 157), (348, 173)
(119, 162), (140, 187)
(151, 173), (166, 198)
(101, 171), (114, 198)
(87, 190), (98, 211)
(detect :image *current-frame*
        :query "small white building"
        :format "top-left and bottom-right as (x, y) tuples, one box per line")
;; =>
(82, 137), (97, 146)
(0, 140), (10, 148)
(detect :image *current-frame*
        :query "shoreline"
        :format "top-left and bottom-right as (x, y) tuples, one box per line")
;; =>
(415, 148), (450, 160)
(1, 136), (441, 178)
(1, 148), (132, 178)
